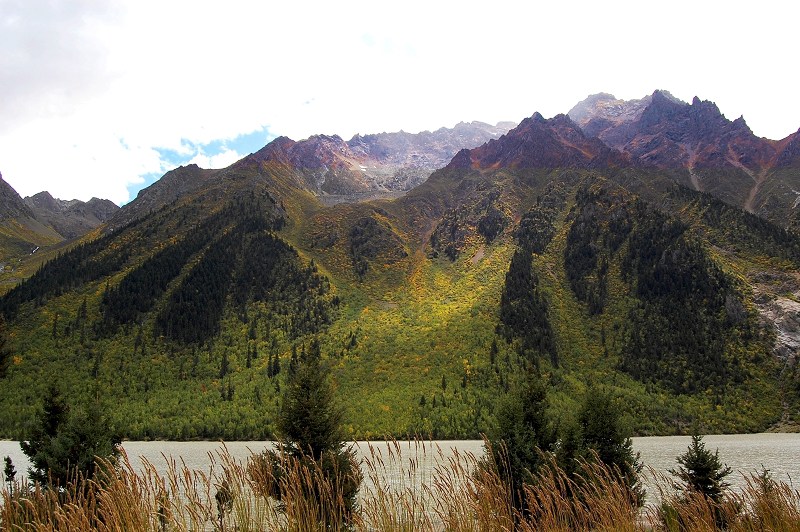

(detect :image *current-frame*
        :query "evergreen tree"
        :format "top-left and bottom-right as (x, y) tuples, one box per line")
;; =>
(0, 316), (10, 379)
(272, 353), (280, 376)
(257, 338), (361, 526)
(21, 386), (120, 488)
(483, 368), (555, 513)
(3, 456), (16, 495)
(20, 384), (68, 486)
(219, 351), (230, 379)
(577, 387), (644, 505)
(498, 248), (558, 366)
(277, 340), (344, 459)
(78, 297), (88, 321)
(288, 344), (298, 375)
(670, 433), (732, 503)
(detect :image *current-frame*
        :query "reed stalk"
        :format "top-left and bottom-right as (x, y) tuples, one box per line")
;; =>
(2, 439), (800, 531)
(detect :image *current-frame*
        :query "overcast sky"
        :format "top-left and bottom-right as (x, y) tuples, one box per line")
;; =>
(1, 0), (798, 205)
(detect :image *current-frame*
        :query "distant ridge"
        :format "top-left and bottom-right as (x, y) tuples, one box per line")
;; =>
(569, 90), (800, 220)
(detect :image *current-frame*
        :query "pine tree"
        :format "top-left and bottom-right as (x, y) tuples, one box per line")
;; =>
(3, 456), (16, 495)
(288, 344), (298, 375)
(21, 386), (120, 488)
(0, 316), (10, 379)
(483, 368), (555, 513)
(257, 338), (361, 526)
(21, 385), (68, 486)
(78, 297), (88, 321)
(277, 339), (343, 459)
(272, 353), (280, 376)
(577, 387), (644, 505)
(219, 351), (230, 379)
(670, 433), (732, 503)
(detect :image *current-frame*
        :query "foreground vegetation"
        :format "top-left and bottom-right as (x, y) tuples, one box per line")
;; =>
(2, 440), (799, 531)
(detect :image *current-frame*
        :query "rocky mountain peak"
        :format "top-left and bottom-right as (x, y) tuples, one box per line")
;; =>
(564, 89), (798, 217)
(776, 129), (800, 167)
(569, 92), (653, 126)
(549, 113), (578, 128)
(448, 148), (473, 169)
(0, 172), (33, 221)
(731, 115), (752, 134)
(638, 90), (686, 128)
(251, 136), (296, 164)
(528, 112), (547, 124)
(24, 191), (87, 214)
(26, 191), (60, 211)
(23, 191), (120, 239)
(457, 111), (625, 170)
(568, 92), (653, 141)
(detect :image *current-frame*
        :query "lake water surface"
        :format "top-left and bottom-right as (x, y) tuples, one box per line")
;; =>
(2, 433), (799, 492)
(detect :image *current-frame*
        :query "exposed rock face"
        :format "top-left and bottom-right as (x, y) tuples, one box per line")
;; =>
(0, 173), (34, 221)
(763, 297), (800, 362)
(569, 90), (800, 222)
(775, 129), (800, 168)
(252, 122), (516, 196)
(577, 90), (777, 173)
(24, 192), (119, 239)
(570, 91), (779, 171)
(0, 175), (118, 261)
(253, 134), (374, 195)
(568, 92), (653, 142)
(348, 121), (517, 190)
(453, 112), (628, 170)
(751, 271), (800, 363)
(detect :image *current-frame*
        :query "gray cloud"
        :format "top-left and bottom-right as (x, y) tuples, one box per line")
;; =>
(0, 0), (124, 133)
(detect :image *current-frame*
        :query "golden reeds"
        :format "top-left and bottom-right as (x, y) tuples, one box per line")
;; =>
(2, 439), (800, 531)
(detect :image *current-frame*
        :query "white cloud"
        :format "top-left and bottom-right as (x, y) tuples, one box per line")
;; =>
(187, 148), (243, 170)
(1, 0), (798, 204)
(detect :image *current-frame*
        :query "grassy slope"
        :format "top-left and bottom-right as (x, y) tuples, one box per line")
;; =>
(0, 165), (792, 440)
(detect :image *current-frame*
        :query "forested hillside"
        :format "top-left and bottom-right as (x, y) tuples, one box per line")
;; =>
(0, 106), (798, 440)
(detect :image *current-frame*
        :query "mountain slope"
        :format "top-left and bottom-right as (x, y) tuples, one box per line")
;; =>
(0, 176), (120, 294)
(25, 192), (119, 239)
(570, 91), (800, 224)
(0, 102), (798, 440)
(0, 174), (64, 278)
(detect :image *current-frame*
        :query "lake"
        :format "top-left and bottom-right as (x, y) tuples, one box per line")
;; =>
(2, 433), (799, 492)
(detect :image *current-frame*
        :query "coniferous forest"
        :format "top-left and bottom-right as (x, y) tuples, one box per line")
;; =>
(0, 141), (796, 441)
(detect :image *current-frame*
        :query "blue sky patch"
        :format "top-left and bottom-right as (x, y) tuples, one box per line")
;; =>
(124, 127), (275, 204)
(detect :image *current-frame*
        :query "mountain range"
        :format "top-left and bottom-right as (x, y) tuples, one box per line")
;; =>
(568, 91), (800, 221)
(0, 174), (119, 290)
(0, 90), (798, 440)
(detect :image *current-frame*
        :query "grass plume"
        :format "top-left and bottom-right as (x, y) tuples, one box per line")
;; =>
(2, 439), (800, 531)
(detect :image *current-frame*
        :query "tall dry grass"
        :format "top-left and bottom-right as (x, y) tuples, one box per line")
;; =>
(2, 439), (799, 531)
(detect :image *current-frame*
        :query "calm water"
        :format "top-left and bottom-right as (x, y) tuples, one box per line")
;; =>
(2, 434), (799, 491)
